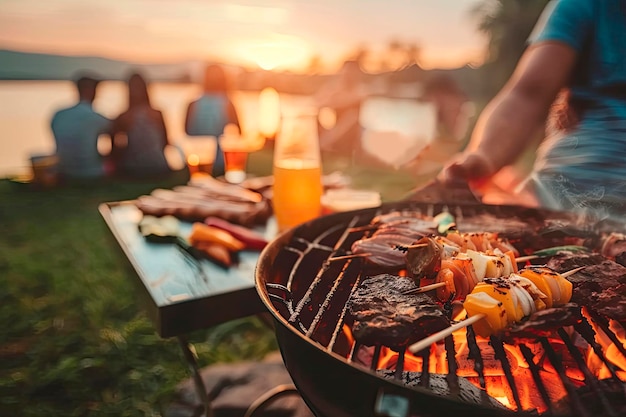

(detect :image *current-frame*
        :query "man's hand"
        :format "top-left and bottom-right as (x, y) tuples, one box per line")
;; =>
(437, 152), (496, 187)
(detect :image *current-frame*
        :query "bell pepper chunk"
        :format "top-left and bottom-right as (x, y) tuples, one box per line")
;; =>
(464, 292), (508, 338)
(518, 268), (554, 308)
(471, 280), (524, 324)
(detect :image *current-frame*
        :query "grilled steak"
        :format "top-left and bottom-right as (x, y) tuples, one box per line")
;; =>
(348, 274), (449, 349)
(546, 252), (626, 323)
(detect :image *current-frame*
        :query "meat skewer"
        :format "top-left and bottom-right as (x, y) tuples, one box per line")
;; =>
(408, 303), (583, 354)
(327, 253), (372, 262)
(403, 238), (594, 303)
(350, 265), (594, 355)
(351, 231), (521, 279)
(405, 267), (584, 354)
(458, 266), (582, 338)
(403, 281), (448, 294)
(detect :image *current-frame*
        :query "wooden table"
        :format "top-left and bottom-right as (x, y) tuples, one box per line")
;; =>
(99, 200), (274, 337)
(99, 200), (276, 417)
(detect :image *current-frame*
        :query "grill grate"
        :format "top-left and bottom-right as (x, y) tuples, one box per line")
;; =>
(263, 203), (626, 416)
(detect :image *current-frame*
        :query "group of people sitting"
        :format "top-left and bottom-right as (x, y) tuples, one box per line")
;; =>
(50, 64), (240, 182)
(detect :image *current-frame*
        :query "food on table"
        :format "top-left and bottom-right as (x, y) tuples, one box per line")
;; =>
(187, 175), (264, 203)
(347, 274), (449, 349)
(204, 216), (268, 251)
(189, 240), (233, 268)
(138, 215), (181, 243)
(177, 222), (246, 268)
(134, 176), (272, 226)
(175, 235), (237, 269)
(188, 222), (245, 252)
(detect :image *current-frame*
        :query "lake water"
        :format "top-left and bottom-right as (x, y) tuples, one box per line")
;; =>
(0, 80), (313, 177)
(0, 80), (438, 178)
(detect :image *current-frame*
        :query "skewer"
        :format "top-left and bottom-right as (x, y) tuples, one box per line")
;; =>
(559, 265), (585, 278)
(400, 243), (429, 249)
(406, 265), (587, 353)
(402, 282), (447, 295)
(401, 266), (585, 296)
(408, 314), (484, 354)
(347, 224), (378, 232)
(327, 253), (371, 262)
(515, 255), (539, 263)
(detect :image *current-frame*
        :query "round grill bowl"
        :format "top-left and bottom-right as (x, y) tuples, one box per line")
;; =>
(253, 201), (594, 417)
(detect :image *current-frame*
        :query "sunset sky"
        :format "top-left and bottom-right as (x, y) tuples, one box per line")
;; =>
(0, 0), (487, 72)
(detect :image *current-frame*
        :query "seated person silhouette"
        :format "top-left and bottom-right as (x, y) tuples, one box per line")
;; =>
(111, 72), (173, 178)
(50, 74), (113, 181)
(185, 64), (241, 177)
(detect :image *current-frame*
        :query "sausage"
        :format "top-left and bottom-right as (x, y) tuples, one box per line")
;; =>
(204, 217), (268, 251)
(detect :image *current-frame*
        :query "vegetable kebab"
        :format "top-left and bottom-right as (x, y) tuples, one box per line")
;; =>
(463, 266), (575, 338)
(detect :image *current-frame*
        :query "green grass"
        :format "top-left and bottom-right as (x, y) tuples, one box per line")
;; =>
(0, 153), (431, 417)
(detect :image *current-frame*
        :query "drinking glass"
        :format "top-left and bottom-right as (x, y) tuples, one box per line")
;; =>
(272, 112), (323, 232)
(220, 126), (266, 184)
(181, 136), (217, 177)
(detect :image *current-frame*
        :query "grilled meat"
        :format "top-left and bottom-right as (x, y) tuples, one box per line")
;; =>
(405, 236), (443, 280)
(502, 303), (582, 341)
(348, 274), (449, 349)
(546, 252), (626, 323)
(350, 234), (416, 270)
(601, 232), (626, 263)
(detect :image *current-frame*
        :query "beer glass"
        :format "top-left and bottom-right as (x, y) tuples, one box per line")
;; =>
(220, 124), (266, 184)
(272, 112), (323, 232)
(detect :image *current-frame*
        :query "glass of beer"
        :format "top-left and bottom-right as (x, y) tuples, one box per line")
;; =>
(272, 112), (323, 232)
(182, 136), (217, 177)
(220, 125), (265, 184)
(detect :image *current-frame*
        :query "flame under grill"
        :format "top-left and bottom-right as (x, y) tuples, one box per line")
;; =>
(258, 202), (626, 417)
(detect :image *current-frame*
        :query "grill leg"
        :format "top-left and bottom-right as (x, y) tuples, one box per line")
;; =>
(178, 336), (214, 417)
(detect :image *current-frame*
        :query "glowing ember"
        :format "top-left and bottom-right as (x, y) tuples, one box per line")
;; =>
(346, 315), (626, 414)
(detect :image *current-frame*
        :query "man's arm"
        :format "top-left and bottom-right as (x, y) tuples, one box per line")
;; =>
(441, 41), (578, 182)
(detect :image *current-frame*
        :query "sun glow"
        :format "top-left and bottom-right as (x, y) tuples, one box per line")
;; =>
(235, 34), (311, 71)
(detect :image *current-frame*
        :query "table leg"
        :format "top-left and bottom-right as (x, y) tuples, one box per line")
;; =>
(177, 336), (214, 417)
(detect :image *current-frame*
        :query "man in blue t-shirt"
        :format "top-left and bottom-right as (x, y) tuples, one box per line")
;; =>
(51, 75), (112, 180)
(439, 0), (626, 221)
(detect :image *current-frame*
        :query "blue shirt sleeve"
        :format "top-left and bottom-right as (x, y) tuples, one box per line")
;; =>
(532, 0), (594, 52)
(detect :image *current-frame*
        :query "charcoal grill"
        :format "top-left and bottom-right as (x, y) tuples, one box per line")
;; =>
(255, 201), (626, 417)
